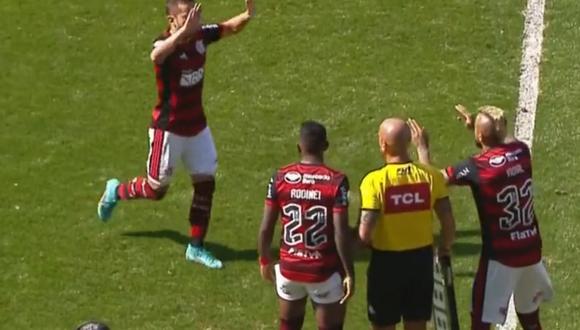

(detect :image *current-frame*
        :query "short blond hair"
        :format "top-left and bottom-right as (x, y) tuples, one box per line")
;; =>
(477, 105), (508, 139)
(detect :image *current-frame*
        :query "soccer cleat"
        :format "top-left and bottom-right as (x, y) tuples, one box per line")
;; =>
(97, 179), (120, 222)
(185, 244), (224, 269)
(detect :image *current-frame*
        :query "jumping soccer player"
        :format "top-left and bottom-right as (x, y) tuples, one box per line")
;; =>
(409, 106), (554, 330)
(97, 0), (255, 269)
(258, 121), (355, 330)
(358, 118), (456, 330)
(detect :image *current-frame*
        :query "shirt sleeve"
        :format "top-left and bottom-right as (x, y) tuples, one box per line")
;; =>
(431, 169), (450, 200)
(201, 24), (222, 45)
(445, 158), (478, 186)
(359, 172), (382, 211)
(333, 176), (350, 213)
(265, 172), (278, 206)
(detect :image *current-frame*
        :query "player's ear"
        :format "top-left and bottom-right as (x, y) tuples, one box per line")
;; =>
(167, 15), (175, 26)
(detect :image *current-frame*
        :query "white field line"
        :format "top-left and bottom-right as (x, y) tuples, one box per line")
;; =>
(498, 0), (547, 329)
(513, 0), (547, 150)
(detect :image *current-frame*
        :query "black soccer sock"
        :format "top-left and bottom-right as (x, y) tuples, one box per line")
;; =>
(318, 324), (343, 330)
(517, 309), (542, 330)
(280, 316), (304, 330)
(189, 180), (215, 246)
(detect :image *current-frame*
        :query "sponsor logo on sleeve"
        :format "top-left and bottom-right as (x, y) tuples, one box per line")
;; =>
(266, 177), (274, 199)
(284, 171), (302, 184)
(455, 168), (470, 180)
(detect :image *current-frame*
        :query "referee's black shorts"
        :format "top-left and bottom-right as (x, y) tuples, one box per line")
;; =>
(367, 245), (434, 327)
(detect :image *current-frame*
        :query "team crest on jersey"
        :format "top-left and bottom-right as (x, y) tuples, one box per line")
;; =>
(489, 155), (507, 168)
(195, 40), (206, 54)
(284, 171), (302, 184)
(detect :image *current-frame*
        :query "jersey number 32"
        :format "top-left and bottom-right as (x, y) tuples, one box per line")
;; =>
(496, 178), (534, 231)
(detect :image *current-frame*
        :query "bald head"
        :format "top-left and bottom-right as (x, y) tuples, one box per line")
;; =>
(378, 118), (411, 157)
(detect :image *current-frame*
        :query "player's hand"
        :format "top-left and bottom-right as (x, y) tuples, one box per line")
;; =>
(260, 263), (274, 283)
(339, 275), (354, 304)
(245, 0), (256, 17)
(455, 104), (474, 130)
(182, 3), (203, 37)
(407, 118), (429, 149)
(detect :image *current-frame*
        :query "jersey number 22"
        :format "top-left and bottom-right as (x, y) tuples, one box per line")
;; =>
(282, 204), (328, 248)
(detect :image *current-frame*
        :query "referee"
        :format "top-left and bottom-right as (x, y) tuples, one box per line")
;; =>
(358, 118), (456, 330)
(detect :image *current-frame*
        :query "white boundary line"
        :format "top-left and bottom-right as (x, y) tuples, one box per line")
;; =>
(498, 0), (547, 329)
(514, 0), (547, 150)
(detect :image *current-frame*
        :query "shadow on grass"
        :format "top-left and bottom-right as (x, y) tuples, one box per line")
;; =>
(454, 271), (477, 278)
(121, 229), (259, 262)
(457, 229), (480, 238)
(354, 241), (481, 262)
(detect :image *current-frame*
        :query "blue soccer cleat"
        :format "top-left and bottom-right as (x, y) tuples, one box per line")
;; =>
(97, 179), (120, 222)
(185, 244), (223, 269)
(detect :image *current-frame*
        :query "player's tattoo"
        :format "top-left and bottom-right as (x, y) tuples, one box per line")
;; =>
(360, 210), (379, 224)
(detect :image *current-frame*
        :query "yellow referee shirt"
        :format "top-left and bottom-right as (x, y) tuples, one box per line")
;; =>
(360, 162), (448, 251)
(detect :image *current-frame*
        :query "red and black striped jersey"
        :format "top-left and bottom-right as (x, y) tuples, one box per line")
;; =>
(266, 163), (349, 282)
(150, 24), (222, 136)
(446, 141), (542, 267)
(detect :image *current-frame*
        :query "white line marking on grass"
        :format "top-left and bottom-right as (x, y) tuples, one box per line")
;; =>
(514, 0), (547, 150)
(498, 0), (546, 329)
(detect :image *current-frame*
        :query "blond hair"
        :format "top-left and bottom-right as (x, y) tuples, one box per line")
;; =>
(477, 105), (508, 139)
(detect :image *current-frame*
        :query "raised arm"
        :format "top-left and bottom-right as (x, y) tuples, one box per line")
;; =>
(151, 5), (202, 65)
(433, 197), (456, 257)
(220, 0), (255, 38)
(257, 203), (278, 282)
(408, 118), (431, 166)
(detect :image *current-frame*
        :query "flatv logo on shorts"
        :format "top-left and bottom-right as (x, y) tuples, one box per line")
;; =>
(384, 183), (431, 214)
(284, 171), (302, 184)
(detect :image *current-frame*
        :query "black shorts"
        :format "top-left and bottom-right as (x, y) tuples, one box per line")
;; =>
(367, 245), (434, 326)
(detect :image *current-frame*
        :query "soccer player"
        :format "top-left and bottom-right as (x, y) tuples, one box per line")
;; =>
(408, 105), (554, 330)
(358, 118), (456, 330)
(258, 121), (355, 330)
(96, 0), (255, 269)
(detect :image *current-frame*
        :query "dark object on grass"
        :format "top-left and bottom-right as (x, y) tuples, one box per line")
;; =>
(76, 321), (110, 330)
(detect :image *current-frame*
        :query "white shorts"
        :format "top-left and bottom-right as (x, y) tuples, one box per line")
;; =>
(274, 264), (344, 305)
(472, 259), (553, 324)
(146, 127), (217, 187)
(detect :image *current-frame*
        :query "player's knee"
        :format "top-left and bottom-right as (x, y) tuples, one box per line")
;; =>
(152, 186), (168, 200)
(280, 317), (304, 330)
(146, 179), (169, 200)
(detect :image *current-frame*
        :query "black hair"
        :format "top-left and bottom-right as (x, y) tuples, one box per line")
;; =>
(165, 0), (195, 14)
(300, 121), (328, 154)
(76, 321), (110, 330)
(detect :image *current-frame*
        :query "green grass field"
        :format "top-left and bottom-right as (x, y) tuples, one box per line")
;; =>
(1, 0), (579, 328)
